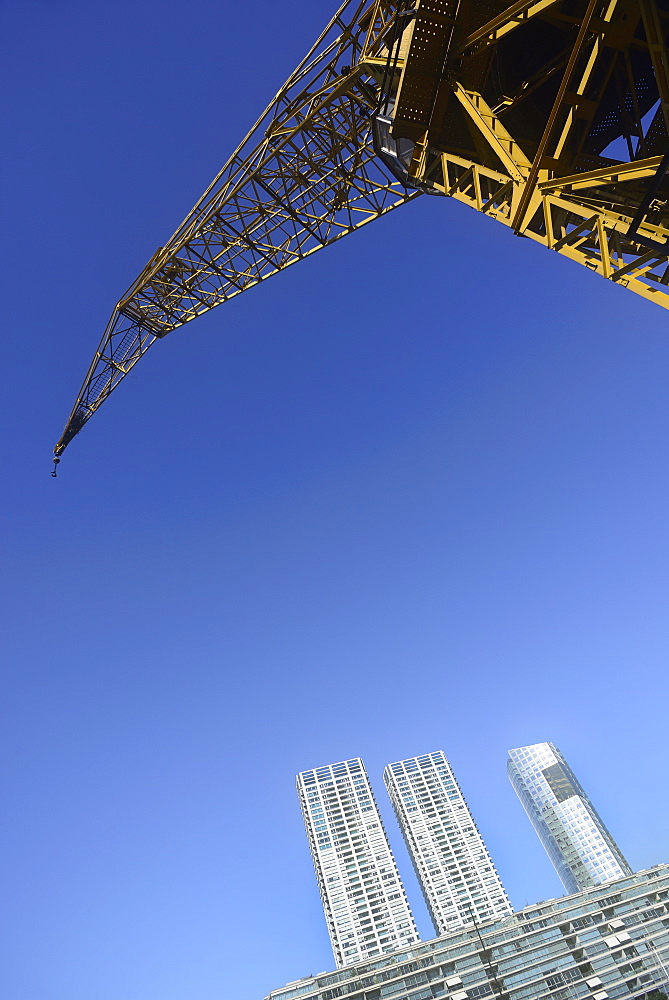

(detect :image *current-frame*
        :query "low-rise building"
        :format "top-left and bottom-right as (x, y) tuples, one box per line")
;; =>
(266, 866), (669, 1000)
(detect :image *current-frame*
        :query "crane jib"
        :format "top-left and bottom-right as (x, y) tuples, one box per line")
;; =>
(54, 0), (669, 464)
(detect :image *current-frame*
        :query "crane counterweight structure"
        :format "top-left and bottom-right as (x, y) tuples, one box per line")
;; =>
(55, 0), (669, 462)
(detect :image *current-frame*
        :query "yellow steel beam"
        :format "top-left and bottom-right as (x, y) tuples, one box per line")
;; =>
(457, 0), (565, 54)
(511, 0), (603, 231)
(452, 85), (531, 181)
(538, 155), (664, 190)
(54, 0), (669, 462)
(638, 0), (669, 134)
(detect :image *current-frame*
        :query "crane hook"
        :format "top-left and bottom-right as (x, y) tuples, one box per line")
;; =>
(51, 457), (60, 478)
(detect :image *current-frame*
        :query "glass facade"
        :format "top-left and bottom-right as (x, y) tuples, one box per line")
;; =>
(266, 866), (669, 1000)
(384, 752), (512, 934)
(297, 758), (419, 968)
(508, 743), (633, 894)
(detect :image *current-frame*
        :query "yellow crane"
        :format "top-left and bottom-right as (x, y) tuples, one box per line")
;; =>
(53, 0), (669, 469)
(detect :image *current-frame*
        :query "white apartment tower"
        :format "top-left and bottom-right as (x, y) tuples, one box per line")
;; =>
(297, 758), (418, 968)
(384, 751), (512, 934)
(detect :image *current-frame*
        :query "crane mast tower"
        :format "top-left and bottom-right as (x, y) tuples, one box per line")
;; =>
(54, 0), (669, 465)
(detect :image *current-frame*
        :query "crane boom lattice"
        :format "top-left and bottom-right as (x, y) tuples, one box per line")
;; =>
(55, 0), (669, 461)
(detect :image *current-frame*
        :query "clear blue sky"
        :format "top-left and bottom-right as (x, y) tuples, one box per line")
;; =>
(3, 2), (669, 999)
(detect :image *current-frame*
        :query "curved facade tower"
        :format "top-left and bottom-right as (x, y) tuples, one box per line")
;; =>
(508, 742), (632, 894)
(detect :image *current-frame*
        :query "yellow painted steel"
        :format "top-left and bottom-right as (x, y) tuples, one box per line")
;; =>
(54, 0), (669, 461)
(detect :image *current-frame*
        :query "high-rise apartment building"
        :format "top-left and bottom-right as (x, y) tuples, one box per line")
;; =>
(508, 742), (633, 894)
(297, 758), (418, 968)
(384, 751), (512, 934)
